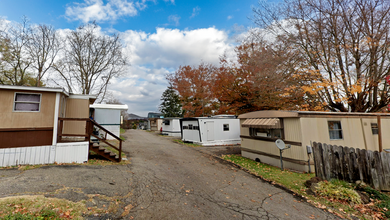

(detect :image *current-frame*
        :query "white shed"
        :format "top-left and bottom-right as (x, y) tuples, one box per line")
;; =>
(90, 104), (128, 139)
(161, 118), (181, 137)
(180, 115), (240, 146)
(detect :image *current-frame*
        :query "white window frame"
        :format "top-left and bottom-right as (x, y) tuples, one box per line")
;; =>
(13, 92), (42, 112)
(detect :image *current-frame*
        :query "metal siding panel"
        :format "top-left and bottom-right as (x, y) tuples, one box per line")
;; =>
(4, 148), (11, 166)
(0, 149), (3, 166)
(241, 138), (305, 161)
(55, 142), (88, 164)
(283, 118), (302, 143)
(24, 147), (31, 165)
(182, 121), (200, 142)
(94, 109), (121, 125)
(49, 146), (56, 163)
(63, 98), (89, 135)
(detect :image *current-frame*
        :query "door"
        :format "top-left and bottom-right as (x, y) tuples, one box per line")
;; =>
(206, 121), (214, 141)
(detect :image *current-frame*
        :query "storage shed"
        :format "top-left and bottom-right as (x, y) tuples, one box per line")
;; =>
(161, 118), (181, 137)
(89, 104), (128, 139)
(239, 110), (390, 172)
(180, 115), (240, 146)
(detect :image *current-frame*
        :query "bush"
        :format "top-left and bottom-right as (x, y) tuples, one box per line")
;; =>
(315, 180), (362, 204)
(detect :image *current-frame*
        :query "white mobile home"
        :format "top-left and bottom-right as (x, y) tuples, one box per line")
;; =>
(180, 116), (240, 146)
(90, 104), (128, 139)
(239, 110), (390, 172)
(161, 118), (181, 137)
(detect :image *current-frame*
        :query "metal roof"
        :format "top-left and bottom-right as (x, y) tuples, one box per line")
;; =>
(238, 110), (390, 119)
(90, 104), (128, 110)
(0, 84), (69, 96)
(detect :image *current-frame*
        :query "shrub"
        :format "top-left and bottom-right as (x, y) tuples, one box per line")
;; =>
(315, 180), (362, 204)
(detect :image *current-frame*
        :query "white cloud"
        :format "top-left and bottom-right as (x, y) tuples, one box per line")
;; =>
(168, 15), (180, 26)
(163, 0), (175, 4)
(65, 0), (139, 23)
(112, 27), (235, 116)
(122, 27), (234, 68)
(227, 15), (233, 20)
(107, 65), (169, 116)
(190, 6), (200, 19)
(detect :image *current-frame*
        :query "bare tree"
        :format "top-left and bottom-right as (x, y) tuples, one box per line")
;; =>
(0, 17), (34, 85)
(253, 0), (390, 112)
(54, 23), (127, 101)
(27, 24), (61, 87)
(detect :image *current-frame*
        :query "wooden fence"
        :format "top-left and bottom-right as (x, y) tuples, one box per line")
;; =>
(312, 142), (390, 191)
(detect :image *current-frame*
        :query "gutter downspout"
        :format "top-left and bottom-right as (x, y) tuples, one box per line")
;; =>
(52, 93), (61, 145)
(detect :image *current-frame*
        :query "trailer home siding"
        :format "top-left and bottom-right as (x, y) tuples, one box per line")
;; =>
(181, 116), (240, 146)
(62, 97), (90, 136)
(0, 90), (56, 129)
(0, 89), (57, 148)
(0, 85), (97, 167)
(162, 118), (181, 137)
(239, 110), (390, 172)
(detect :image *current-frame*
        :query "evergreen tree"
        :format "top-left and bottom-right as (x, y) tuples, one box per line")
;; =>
(159, 86), (184, 117)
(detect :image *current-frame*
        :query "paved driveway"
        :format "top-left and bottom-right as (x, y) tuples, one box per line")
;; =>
(0, 130), (339, 219)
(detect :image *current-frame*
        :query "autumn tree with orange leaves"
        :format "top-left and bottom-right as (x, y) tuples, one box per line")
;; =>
(253, 0), (390, 112)
(167, 63), (216, 117)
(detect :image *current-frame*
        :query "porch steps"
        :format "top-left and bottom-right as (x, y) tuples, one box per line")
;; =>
(89, 143), (120, 162)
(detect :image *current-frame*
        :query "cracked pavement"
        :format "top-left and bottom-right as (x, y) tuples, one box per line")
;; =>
(0, 130), (341, 219)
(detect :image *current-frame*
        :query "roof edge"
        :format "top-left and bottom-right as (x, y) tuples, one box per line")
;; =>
(0, 85), (69, 96)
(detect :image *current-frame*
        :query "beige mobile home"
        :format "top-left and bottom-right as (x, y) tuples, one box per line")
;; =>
(0, 85), (96, 166)
(239, 110), (390, 172)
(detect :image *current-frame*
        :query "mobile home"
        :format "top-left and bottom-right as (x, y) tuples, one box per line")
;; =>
(90, 104), (128, 139)
(239, 110), (390, 172)
(147, 112), (163, 131)
(161, 118), (181, 137)
(0, 85), (96, 167)
(180, 115), (240, 146)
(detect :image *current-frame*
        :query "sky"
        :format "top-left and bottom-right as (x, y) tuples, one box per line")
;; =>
(0, 0), (278, 117)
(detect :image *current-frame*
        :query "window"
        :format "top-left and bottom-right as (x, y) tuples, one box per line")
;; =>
(223, 124), (229, 131)
(163, 120), (170, 125)
(328, 121), (343, 140)
(193, 126), (199, 130)
(183, 126), (189, 130)
(14, 93), (41, 112)
(250, 128), (283, 139)
(188, 124), (193, 130)
(371, 123), (378, 135)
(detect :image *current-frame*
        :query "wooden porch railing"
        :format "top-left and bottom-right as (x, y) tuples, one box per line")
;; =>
(57, 118), (122, 162)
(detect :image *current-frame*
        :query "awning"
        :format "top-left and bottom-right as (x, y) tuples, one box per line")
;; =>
(242, 118), (282, 129)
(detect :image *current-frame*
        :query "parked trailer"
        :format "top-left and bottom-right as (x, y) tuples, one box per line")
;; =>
(180, 115), (240, 146)
(161, 118), (181, 137)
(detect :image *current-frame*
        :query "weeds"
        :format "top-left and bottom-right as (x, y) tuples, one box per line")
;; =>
(315, 180), (362, 204)
(173, 139), (202, 148)
(0, 195), (87, 219)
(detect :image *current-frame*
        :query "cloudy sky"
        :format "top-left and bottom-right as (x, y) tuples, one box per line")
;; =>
(0, 0), (279, 117)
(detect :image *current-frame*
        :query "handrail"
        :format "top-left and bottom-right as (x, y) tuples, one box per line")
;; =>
(57, 117), (122, 162)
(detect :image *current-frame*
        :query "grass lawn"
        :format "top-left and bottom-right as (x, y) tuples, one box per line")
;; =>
(221, 154), (314, 193)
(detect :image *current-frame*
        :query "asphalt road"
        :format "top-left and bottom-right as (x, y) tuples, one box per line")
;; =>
(0, 130), (340, 219)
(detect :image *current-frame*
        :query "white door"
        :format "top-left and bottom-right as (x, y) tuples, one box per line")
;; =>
(207, 121), (214, 141)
